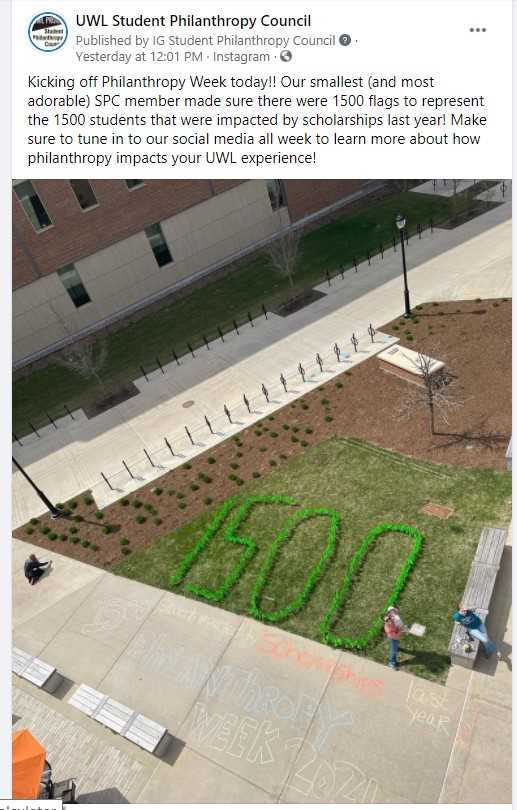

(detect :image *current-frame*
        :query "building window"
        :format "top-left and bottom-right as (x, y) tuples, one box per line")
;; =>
(14, 181), (52, 231)
(145, 223), (173, 267)
(125, 180), (144, 190)
(267, 179), (287, 211)
(69, 180), (98, 210)
(58, 264), (91, 308)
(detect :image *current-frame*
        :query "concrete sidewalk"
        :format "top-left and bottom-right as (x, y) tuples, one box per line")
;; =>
(12, 201), (512, 528)
(12, 536), (512, 804)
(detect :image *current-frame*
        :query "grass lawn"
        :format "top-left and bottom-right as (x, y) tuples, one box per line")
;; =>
(115, 438), (511, 682)
(13, 190), (452, 435)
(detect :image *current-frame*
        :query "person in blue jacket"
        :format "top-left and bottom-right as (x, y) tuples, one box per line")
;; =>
(452, 603), (498, 658)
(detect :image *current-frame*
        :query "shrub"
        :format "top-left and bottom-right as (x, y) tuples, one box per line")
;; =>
(70, 536), (80, 544)
(179, 502), (187, 510)
(282, 424), (290, 431)
(61, 508), (72, 517)
(416, 304), (423, 310)
(154, 517), (162, 526)
(412, 318), (420, 324)
(95, 511), (104, 519)
(305, 427), (313, 434)
(270, 431), (279, 438)
(73, 515), (84, 523)
(144, 503), (154, 512)
(336, 382), (343, 389)
(280, 453), (288, 460)
(236, 478), (244, 486)
(202, 475), (212, 484)
(259, 446), (267, 452)
(229, 474), (238, 482)
(475, 297), (482, 303)
(292, 426), (300, 433)
(59, 533), (68, 542)
(204, 497), (213, 506)
(41, 526), (50, 535)
(325, 416), (333, 423)
(232, 436), (240, 443)
(267, 416), (275, 422)
(301, 440), (309, 447)
(103, 525), (114, 534)
(176, 492), (185, 499)
(301, 404), (309, 410)
(70, 526), (78, 535)
(121, 548), (132, 556)
(290, 403), (297, 409)
(407, 336), (414, 342)
(120, 538), (130, 546)
(321, 399), (330, 406)
(25, 527), (34, 535)
(81, 539), (90, 548)
(152, 487), (163, 496)
(184, 463), (192, 470)
(29, 517), (39, 525)
(345, 371), (352, 376)
(252, 471), (261, 479)
(136, 515), (146, 524)
(120, 498), (130, 506)
(132, 499), (142, 509)
(291, 436), (300, 443)
(83, 495), (94, 506)
(230, 462), (239, 470)
(269, 459), (277, 467)
(432, 302), (439, 307)
(190, 484), (200, 491)
(254, 429), (263, 436)
(91, 544), (99, 551)
(392, 325), (400, 331)
(67, 500), (78, 509)
(56, 503), (64, 509)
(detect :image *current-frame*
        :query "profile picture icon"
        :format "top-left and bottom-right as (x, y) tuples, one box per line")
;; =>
(28, 12), (68, 51)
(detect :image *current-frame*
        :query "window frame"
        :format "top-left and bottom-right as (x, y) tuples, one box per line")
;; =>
(69, 180), (99, 212)
(14, 180), (53, 232)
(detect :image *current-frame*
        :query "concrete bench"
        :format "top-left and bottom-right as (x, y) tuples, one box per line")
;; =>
(449, 527), (507, 668)
(68, 684), (168, 755)
(124, 713), (168, 755)
(12, 647), (60, 692)
(68, 684), (107, 717)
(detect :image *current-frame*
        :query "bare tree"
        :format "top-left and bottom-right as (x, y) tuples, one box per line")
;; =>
(49, 302), (109, 395)
(264, 226), (301, 291)
(396, 348), (463, 435)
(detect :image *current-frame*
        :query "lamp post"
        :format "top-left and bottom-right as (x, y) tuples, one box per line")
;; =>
(12, 456), (61, 519)
(396, 213), (411, 318)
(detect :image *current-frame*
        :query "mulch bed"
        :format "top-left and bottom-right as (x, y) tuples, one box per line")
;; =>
(15, 297), (511, 570)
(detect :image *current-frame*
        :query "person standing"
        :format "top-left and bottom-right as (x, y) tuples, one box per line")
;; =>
(23, 554), (50, 586)
(384, 605), (407, 670)
(452, 603), (498, 658)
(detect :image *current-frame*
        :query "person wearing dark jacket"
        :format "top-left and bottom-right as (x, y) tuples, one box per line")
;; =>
(23, 554), (50, 585)
(452, 603), (498, 658)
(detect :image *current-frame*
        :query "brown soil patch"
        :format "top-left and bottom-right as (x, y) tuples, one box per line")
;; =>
(15, 297), (511, 570)
(421, 503), (455, 519)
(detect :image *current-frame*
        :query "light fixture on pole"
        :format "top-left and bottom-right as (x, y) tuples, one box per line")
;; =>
(12, 456), (61, 519)
(396, 213), (411, 318)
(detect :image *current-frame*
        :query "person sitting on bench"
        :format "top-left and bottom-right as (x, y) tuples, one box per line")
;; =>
(24, 554), (50, 586)
(452, 603), (498, 659)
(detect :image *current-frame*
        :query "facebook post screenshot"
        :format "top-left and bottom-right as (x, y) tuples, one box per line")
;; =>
(2, 0), (513, 807)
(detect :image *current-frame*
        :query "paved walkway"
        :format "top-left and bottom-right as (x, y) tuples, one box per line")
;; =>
(12, 535), (511, 803)
(12, 200), (512, 527)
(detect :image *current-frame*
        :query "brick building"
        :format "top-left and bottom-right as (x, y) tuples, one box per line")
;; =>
(13, 178), (371, 365)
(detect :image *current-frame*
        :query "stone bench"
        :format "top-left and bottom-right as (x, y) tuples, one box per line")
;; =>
(68, 684), (168, 755)
(377, 344), (445, 388)
(12, 647), (61, 692)
(449, 527), (507, 668)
